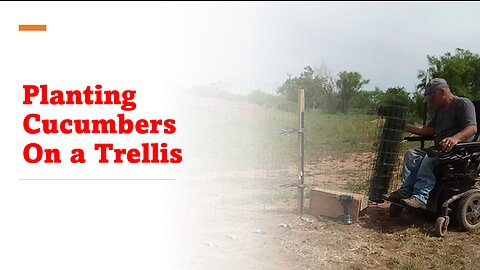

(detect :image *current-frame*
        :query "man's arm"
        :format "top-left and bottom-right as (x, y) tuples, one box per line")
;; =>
(440, 98), (478, 152)
(440, 125), (477, 152)
(405, 124), (435, 137)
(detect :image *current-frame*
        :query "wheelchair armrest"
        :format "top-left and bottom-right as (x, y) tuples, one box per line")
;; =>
(431, 141), (480, 161)
(452, 141), (480, 152)
(403, 135), (435, 142)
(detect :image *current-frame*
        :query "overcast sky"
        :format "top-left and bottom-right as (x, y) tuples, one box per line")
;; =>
(4, 2), (479, 95)
(163, 2), (480, 94)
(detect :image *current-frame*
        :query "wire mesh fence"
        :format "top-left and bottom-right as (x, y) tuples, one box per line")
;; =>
(368, 104), (408, 203)
(184, 81), (416, 211)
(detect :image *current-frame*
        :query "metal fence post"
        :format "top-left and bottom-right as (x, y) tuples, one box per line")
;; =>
(298, 89), (305, 215)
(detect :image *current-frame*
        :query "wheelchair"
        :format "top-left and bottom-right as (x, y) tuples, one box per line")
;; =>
(384, 101), (480, 237)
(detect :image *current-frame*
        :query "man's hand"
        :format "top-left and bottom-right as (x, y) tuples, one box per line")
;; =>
(439, 125), (477, 152)
(439, 137), (460, 152)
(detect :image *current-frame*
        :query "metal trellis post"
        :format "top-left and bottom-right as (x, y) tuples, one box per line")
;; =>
(298, 89), (305, 215)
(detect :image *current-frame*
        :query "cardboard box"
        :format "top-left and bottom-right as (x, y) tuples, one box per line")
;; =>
(308, 187), (369, 222)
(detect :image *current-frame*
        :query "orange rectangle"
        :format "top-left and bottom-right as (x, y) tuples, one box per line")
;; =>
(19, 25), (47, 31)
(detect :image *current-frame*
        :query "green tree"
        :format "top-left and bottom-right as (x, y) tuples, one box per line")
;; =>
(417, 48), (480, 99)
(380, 87), (410, 106)
(278, 67), (369, 113)
(336, 71), (370, 113)
(351, 87), (383, 114)
(277, 65), (337, 112)
(409, 90), (428, 123)
(277, 66), (323, 108)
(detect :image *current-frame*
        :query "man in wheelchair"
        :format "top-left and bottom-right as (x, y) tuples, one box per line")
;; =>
(385, 78), (480, 236)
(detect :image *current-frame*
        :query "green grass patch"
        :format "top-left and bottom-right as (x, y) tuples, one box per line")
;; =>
(242, 108), (380, 167)
(305, 110), (378, 158)
(344, 181), (370, 193)
(187, 93), (389, 170)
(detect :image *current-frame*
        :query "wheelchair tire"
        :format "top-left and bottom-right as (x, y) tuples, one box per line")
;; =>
(434, 217), (448, 237)
(389, 203), (403, 218)
(456, 192), (480, 231)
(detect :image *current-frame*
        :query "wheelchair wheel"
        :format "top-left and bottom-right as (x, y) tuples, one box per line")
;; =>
(434, 217), (448, 237)
(456, 192), (480, 231)
(389, 203), (403, 218)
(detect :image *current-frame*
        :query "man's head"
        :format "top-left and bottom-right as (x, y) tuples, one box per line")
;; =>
(424, 78), (452, 106)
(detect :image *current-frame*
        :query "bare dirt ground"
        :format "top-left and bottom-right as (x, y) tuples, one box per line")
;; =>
(176, 160), (480, 270)
(307, 152), (375, 189)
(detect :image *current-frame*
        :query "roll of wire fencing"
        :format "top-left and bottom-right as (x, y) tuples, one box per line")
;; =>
(368, 102), (408, 203)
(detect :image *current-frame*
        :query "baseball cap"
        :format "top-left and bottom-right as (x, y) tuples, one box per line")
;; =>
(424, 78), (449, 102)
